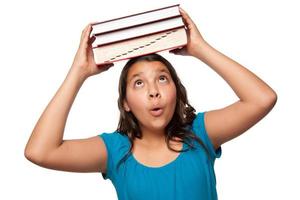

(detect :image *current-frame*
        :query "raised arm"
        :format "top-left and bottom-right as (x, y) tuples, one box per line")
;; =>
(24, 24), (113, 172)
(171, 8), (277, 150)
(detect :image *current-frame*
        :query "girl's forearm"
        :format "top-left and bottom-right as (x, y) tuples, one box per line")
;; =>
(194, 41), (277, 106)
(25, 67), (85, 159)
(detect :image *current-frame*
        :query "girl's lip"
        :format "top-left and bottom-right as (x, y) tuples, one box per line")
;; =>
(149, 108), (163, 117)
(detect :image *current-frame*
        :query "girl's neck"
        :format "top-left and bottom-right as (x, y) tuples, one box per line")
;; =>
(137, 128), (166, 148)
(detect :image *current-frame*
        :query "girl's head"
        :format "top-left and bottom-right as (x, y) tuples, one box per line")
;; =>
(116, 53), (210, 169)
(117, 53), (196, 139)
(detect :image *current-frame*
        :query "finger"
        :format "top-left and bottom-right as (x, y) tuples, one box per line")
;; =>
(80, 24), (93, 47)
(80, 24), (91, 42)
(169, 48), (182, 55)
(102, 64), (114, 72)
(179, 7), (196, 29)
(179, 7), (187, 14)
(179, 7), (190, 19)
(82, 24), (93, 44)
(88, 35), (96, 45)
(97, 63), (114, 69)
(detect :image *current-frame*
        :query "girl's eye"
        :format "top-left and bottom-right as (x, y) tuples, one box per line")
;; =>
(134, 80), (143, 87)
(159, 75), (168, 82)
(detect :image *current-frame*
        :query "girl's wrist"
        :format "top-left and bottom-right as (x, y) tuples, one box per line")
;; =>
(68, 65), (89, 84)
(192, 40), (211, 60)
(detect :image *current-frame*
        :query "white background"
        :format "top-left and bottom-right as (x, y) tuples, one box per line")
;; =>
(1, 0), (299, 199)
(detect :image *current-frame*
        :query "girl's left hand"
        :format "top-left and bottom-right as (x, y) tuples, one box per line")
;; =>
(169, 7), (206, 57)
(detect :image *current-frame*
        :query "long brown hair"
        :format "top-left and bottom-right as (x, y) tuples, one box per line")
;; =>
(116, 53), (210, 170)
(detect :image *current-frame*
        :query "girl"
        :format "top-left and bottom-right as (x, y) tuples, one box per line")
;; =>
(24, 7), (277, 200)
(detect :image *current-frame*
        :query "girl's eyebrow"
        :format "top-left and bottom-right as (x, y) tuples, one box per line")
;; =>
(158, 69), (170, 75)
(128, 69), (170, 83)
(128, 72), (143, 83)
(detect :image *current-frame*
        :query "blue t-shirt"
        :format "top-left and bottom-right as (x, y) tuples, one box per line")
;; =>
(98, 112), (222, 200)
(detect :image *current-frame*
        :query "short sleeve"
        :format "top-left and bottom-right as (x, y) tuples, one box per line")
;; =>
(98, 131), (130, 181)
(192, 112), (222, 159)
(98, 133), (114, 180)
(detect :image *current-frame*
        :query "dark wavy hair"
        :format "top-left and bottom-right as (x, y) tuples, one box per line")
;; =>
(116, 53), (210, 170)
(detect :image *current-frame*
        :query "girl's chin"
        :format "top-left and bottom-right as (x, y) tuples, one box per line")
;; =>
(146, 120), (168, 131)
(138, 112), (173, 131)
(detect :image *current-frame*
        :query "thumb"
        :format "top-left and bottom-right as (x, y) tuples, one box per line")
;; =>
(97, 63), (114, 71)
(88, 35), (96, 45)
(169, 47), (184, 55)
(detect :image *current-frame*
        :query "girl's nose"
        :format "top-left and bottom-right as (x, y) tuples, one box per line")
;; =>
(149, 86), (160, 98)
(149, 92), (160, 98)
(148, 83), (161, 99)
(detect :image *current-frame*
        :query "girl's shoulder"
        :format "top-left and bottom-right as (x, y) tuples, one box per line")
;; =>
(192, 111), (222, 159)
(98, 131), (130, 147)
(98, 131), (131, 156)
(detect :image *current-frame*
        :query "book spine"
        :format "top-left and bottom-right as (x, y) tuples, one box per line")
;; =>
(91, 4), (180, 34)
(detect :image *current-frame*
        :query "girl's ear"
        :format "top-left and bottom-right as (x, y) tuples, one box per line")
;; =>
(123, 100), (130, 112)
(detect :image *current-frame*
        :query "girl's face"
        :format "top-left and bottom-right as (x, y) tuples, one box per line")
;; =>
(124, 61), (177, 133)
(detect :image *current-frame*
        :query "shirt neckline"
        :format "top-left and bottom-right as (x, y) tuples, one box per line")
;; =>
(130, 141), (186, 170)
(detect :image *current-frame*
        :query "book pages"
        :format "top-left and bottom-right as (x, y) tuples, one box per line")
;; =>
(92, 28), (187, 65)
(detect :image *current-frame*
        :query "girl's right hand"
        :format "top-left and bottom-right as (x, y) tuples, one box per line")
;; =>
(70, 23), (114, 80)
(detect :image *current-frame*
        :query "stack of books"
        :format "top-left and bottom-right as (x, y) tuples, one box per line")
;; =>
(91, 4), (187, 65)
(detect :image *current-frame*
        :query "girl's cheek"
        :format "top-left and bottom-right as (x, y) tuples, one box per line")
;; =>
(128, 91), (146, 109)
(165, 85), (176, 98)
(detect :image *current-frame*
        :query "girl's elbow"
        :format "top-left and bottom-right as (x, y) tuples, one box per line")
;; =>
(260, 90), (278, 110)
(24, 146), (47, 166)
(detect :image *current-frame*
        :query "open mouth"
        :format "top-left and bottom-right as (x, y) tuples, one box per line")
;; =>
(150, 107), (163, 117)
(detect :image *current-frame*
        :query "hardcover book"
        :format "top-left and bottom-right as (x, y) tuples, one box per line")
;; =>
(91, 4), (187, 65)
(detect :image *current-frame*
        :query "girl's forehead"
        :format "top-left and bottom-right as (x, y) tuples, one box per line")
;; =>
(127, 61), (170, 79)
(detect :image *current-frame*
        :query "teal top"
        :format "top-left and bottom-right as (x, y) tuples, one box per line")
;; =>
(98, 112), (222, 200)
